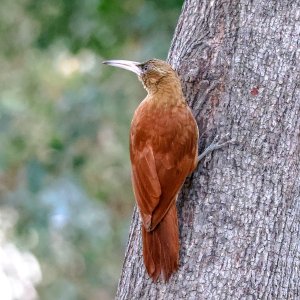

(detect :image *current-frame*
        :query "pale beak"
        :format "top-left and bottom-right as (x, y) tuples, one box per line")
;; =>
(102, 60), (142, 76)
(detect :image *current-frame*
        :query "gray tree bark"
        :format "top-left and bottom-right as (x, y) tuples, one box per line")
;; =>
(116, 0), (300, 299)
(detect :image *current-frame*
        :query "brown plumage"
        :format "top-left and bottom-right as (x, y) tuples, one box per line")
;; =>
(103, 59), (199, 281)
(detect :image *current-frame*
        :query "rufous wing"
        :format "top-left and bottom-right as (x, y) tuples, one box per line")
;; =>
(130, 108), (198, 231)
(131, 145), (161, 230)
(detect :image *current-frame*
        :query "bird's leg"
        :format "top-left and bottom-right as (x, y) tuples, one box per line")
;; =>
(197, 135), (235, 163)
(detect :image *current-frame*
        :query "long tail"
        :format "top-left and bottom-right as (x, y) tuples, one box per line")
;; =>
(142, 203), (179, 282)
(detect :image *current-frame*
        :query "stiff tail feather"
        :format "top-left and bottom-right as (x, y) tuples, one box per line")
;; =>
(142, 203), (179, 282)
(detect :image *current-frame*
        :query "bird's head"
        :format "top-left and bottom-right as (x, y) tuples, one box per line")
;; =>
(103, 59), (179, 94)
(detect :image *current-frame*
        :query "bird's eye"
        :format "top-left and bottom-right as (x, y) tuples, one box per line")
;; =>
(143, 65), (149, 72)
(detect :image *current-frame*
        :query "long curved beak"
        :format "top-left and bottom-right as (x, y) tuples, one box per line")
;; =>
(102, 60), (142, 75)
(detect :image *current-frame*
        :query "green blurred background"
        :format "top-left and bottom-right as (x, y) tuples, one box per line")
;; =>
(0, 0), (182, 299)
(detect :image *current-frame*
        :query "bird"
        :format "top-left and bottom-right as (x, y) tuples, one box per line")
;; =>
(103, 58), (230, 282)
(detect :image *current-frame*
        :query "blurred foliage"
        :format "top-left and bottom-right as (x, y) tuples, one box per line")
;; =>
(27, 0), (182, 57)
(0, 0), (182, 299)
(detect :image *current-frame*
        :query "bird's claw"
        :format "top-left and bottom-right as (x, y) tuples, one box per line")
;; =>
(197, 134), (236, 162)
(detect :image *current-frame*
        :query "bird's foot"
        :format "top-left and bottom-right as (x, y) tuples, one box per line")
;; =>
(197, 134), (236, 162)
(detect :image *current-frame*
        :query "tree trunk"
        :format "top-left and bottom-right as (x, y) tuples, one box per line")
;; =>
(116, 0), (300, 299)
